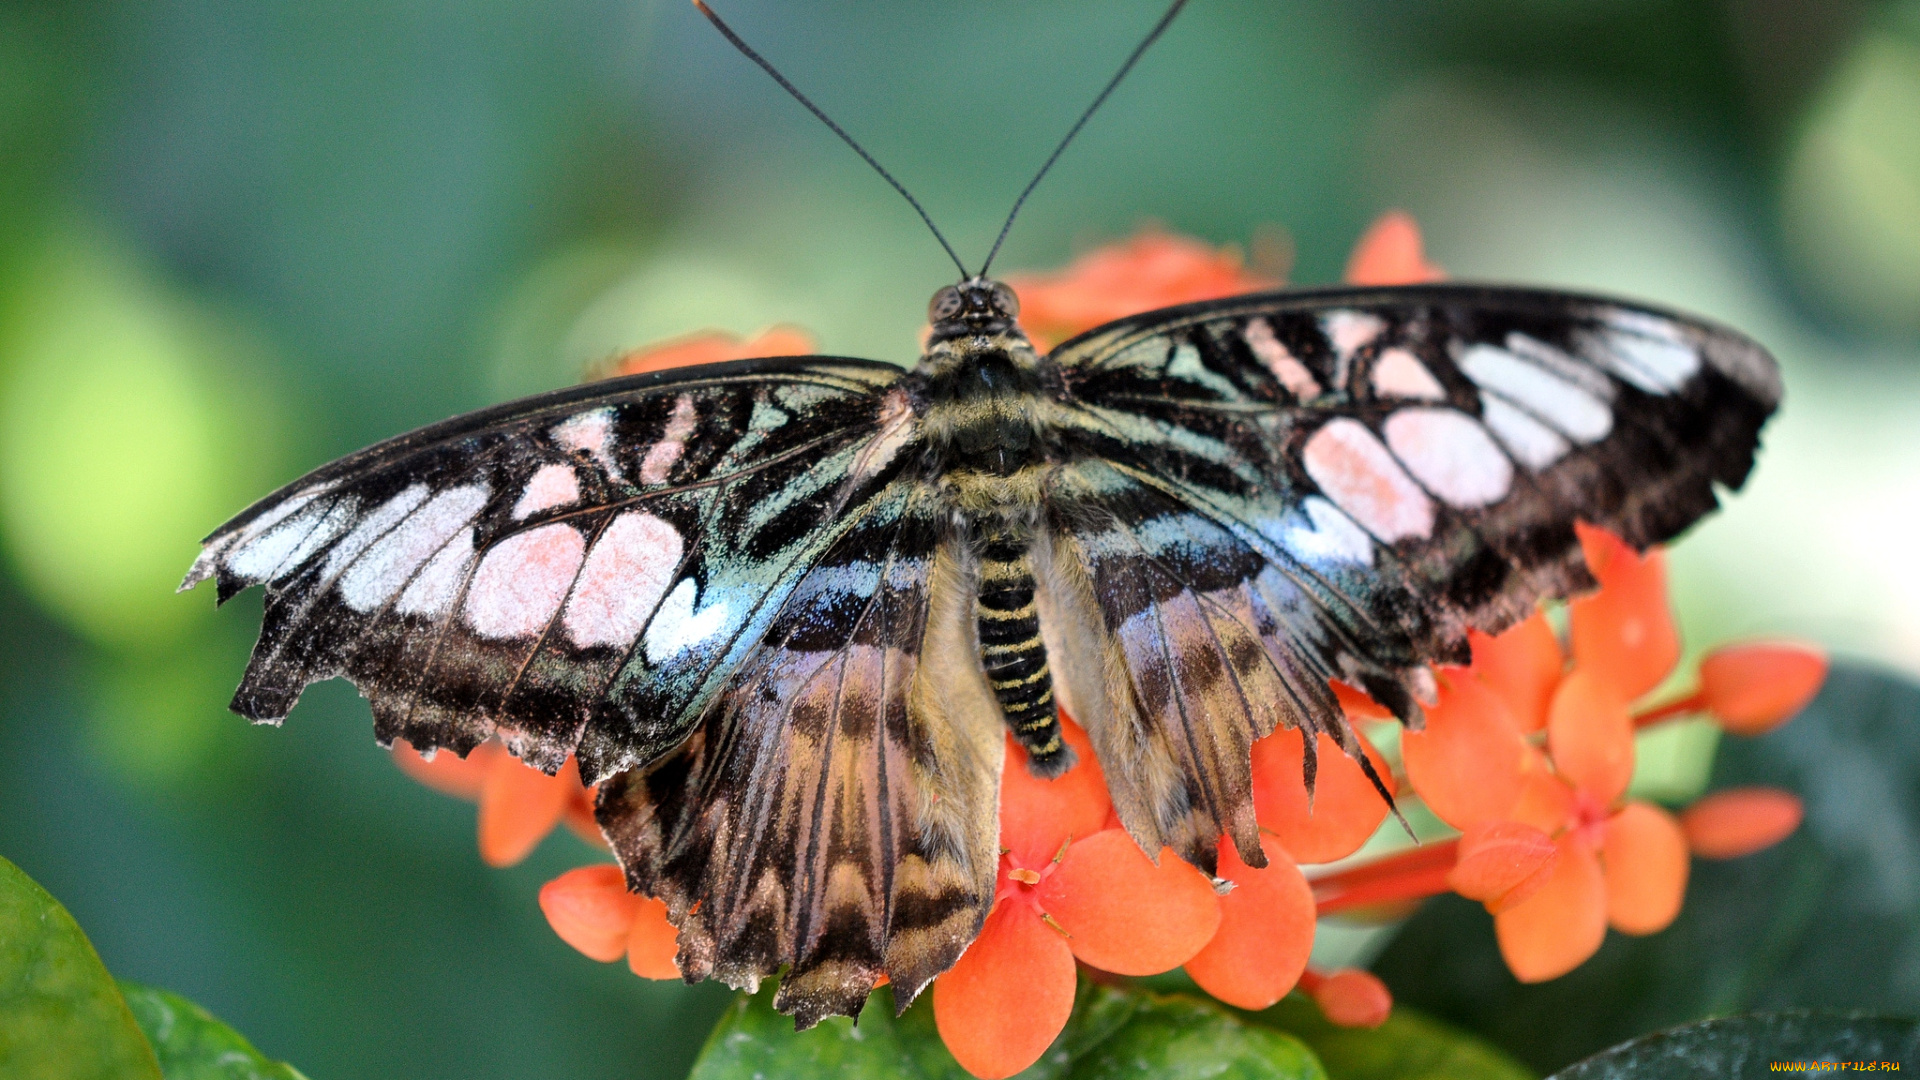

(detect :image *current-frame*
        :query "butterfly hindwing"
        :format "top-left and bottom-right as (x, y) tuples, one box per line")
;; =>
(1043, 284), (1778, 869)
(598, 487), (1005, 1025)
(183, 357), (920, 780)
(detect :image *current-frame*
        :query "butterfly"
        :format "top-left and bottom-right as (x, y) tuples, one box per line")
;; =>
(180, 0), (1781, 1034)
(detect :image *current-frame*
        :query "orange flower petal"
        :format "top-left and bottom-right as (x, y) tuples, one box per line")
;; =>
(1602, 801), (1688, 935)
(600, 326), (816, 379)
(999, 713), (1111, 868)
(1448, 820), (1559, 913)
(1005, 228), (1279, 350)
(1507, 763), (1576, 834)
(1183, 836), (1315, 1009)
(1401, 670), (1531, 830)
(627, 896), (682, 980)
(1547, 669), (1635, 806)
(392, 738), (502, 800)
(538, 864), (640, 963)
(1469, 612), (1564, 733)
(1495, 833), (1607, 982)
(1343, 211), (1445, 287)
(1680, 787), (1803, 859)
(1698, 642), (1828, 736)
(1597, 799), (1689, 933)
(1040, 830), (1222, 976)
(933, 903), (1078, 1080)
(1251, 727), (1393, 864)
(477, 752), (575, 867)
(1569, 524), (1680, 701)
(1306, 968), (1394, 1028)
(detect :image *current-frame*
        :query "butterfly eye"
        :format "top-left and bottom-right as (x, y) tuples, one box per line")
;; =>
(991, 282), (1020, 318)
(930, 286), (964, 322)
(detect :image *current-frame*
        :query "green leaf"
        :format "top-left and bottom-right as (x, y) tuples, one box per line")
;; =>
(1246, 995), (1536, 1080)
(1372, 663), (1920, 1074)
(1547, 1012), (1920, 1079)
(0, 855), (163, 1080)
(1067, 992), (1325, 1080)
(689, 979), (1326, 1080)
(118, 983), (307, 1080)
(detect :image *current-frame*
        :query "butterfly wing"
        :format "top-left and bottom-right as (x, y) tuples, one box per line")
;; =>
(1041, 284), (1778, 872)
(181, 356), (925, 781)
(598, 486), (1004, 1026)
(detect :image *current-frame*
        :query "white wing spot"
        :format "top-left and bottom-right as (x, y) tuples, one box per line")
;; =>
(564, 511), (683, 649)
(1324, 310), (1387, 359)
(464, 523), (586, 640)
(1285, 496), (1375, 566)
(1244, 317), (1321, 400)
(1459, 344), (1613, 443)
(639, 394), (699, 486)
(644, 578), (732, 665)
(322, 485), (431, 580)
(1479, 395), (1572, 471)
(225, 496), (355, 582)
(512, 464), (580, 520)
(1302, 418), (1434, 542)
(551, 408), (624, 480)
(340, 483), (490, 612)
(1590, 312), (1699, 394)
(397, 526), (476, 617)
(1371, 347), (1447, 401)
(1384, 408), (1514, 509)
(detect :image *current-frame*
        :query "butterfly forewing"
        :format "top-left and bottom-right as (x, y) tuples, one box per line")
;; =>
(184, 358), (918, 777)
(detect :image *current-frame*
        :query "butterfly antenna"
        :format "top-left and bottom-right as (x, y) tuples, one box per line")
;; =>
(694, 0), (970, 279)
(977, 0), (1190, 278)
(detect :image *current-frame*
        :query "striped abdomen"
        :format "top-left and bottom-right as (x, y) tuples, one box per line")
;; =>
(976, 530), (1072, 777)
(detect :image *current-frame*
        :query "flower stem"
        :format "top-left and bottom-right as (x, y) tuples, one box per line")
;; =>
(1310, 839), (1461, 915)
(1633, 690), (1706, 729)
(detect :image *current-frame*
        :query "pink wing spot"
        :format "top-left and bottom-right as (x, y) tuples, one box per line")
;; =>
(639, 395), (700, 486)
(1384, 407), (1514, 509)
(464, 523), (587, 640)
(1244, 318), (1322, 399)
(1371, 347), (1447, 401)
(1302, 418), (1434, 542)
(564, 511), (683, 649)
(551, 408), (624, 480)
(512, 464), (581, 520)
(1324, 310), (1388, 360)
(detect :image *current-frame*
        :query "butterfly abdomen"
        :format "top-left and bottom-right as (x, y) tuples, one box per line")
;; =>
(975, 529), (1071, 778)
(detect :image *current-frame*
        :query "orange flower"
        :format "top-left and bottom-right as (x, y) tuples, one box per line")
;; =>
(1343, 211), (1445, 287)
(1250, 725), (1396, 865)
(1004, 227), (1280, 350)
(596, 326), (816, 380)
(538, 864), (681, 979)
(1299, 968), (1393, 1028)
(392, 739), (600, 866)
(1680, 788), (1805, 859)
(1396, 524), (1821, 983)
(933, 717), (1222, 1078)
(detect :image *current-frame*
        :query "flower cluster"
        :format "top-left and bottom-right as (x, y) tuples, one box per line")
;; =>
(387, 214), (1825, 1080)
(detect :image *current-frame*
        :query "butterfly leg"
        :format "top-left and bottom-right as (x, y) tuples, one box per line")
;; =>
(976, 529), (1074, 777)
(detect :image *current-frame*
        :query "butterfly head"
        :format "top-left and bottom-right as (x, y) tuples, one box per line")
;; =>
(928, 277), (1021, 343)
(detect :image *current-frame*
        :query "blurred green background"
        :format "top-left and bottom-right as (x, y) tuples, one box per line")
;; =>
(1, 0), (1917, 1076)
